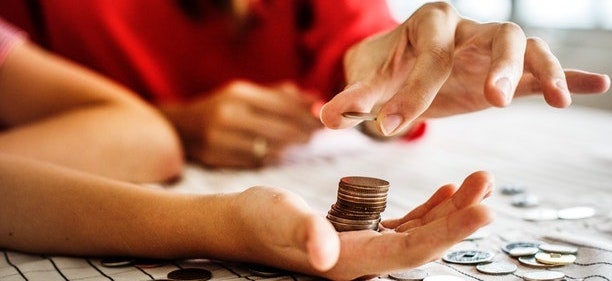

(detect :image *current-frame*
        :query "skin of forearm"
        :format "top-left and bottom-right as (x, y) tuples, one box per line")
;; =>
(0, 41), (184, 183)
(0, 153), (241, 259)
(0, 104), (183, 183)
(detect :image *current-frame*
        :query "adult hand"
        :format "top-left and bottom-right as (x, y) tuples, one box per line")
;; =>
(234, 171), (493, 280)
(161, 80), (321, 168)
(320, 2), (611, 136)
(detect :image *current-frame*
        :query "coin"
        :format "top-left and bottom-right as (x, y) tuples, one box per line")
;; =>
(534, 252), (576, 265)
(522, 208), (558, 221)
(342, 111), (377, 121)
(518, 256), (561, 268)
(502, 241), (541, 255)
(101, 256), (134, 267)
(423, 275), (465, 281)
(167, 268), (212, 280)
(476, 262), (517, 275)
(522, 270), (565, 281)
(512, 194), (539, 207)
(538, 244), (578, 254)
(509, 247), (539, 257)
(389, 269), (428, 281)
(442, 249), (494, 264)
(557, 206), (595, 220)
(247, 264), (287, 277)
(501, 184), (526, 195)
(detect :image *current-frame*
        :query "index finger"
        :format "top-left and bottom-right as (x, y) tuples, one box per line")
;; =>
(377, 3), (460, 136)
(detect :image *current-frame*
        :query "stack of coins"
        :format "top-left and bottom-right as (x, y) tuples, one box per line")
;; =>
(327, 176), (390, 232)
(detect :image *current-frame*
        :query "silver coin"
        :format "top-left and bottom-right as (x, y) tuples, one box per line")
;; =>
(247, 264), (287, 277)
(423, 275), (465, 281)
(342, 111), (377, 121)
(512, 194), (539, 207)
(538, 244), (578, 254)
(522, 208), (558, 221)
(534, 252), (576, 265)
(100, 257), (134, 267)
(388, 269), (428, 281)
(557, 206), (595, 220)
(502, 241), (541, 254)
(476, 262), (517, 275)
(518, 256), (561, 268)
(167, 268), (212, 280)
(522, 270), (565, 281)
(509, 247), (539, 257)
(442, 249), (494, 264)
(501, 184), (526, 195)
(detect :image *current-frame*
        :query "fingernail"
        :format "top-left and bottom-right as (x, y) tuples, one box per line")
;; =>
(380, 114), (404, 136)
(555, 79), (569, 95)
(495, 77), (512, 103)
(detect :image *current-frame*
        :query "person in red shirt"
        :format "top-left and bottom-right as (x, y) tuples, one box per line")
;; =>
(0, 0), (609, 169)
(0, 18), (496, 280)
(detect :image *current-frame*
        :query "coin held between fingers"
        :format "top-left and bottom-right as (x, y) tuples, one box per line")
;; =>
(252, 137), (268, 159)
(342, 111), (377, 121)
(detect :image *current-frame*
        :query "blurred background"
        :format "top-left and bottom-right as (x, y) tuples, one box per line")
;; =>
(387, 0), (612, 111)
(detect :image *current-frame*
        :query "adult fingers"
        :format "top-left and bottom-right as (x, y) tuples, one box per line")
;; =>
(483, 22), (526, 107)
(231, 81), (321, 130)
(377, 3), (460, 136)
(381, 184), (457, 229)
(383, 171), (493, 232)
(420, 171), (493, 224)
(516, 70), (611, 96)
(523, 37), (571, 107)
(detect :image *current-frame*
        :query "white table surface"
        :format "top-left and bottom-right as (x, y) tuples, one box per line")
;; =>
(2, 99), (611, 280)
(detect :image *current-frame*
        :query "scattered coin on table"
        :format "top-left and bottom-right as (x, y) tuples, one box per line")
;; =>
(502, 241), (541, 255)
(100, 256), (134, 267)
(518, 256), (561, 268)
(442, 249), (494, 264)
(501, 184), (526, 195)
(538, 243), (578, 254)
(512, 194), (540, 207)
(246, 263), (288, 277)
(557, 206), (596, 220)
(167, 268), (212, 281)
(522, 208), (559, 221)
(534, 252), (576, 265)
(522, 270), (565, 281)
(476, 261), (517, 275)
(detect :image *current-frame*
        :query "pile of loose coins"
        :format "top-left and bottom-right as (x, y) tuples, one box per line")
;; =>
(326, 176), (390, 232)
(503, 241), (578, 269)
(433, 241), (577, 280)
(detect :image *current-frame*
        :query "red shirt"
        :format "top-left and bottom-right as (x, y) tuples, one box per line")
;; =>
(0, 0), (397, 103)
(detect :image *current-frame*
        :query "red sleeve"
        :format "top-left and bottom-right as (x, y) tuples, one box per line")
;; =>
(301, 0), (398, 100)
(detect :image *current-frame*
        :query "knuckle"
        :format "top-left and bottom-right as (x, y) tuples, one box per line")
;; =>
(527, 36), (551, 51)
(498, 22), (524, 36)
(420, 1), (455, 15)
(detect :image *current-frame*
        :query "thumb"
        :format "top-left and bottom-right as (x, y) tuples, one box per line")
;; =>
(297, 214), (340, 271)
(320, 82), (381, 130)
